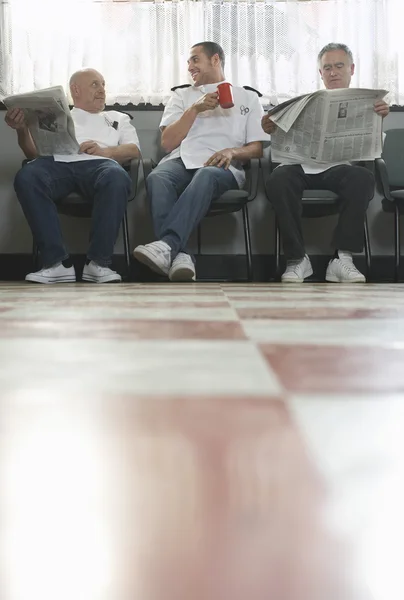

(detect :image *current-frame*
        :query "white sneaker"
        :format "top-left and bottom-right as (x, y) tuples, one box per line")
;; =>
(82, 261), (122, 283)
(25, 263), (76, 284)
(281, 254), (313, 283)
(169, 252), (196, 282)
(325, 252), (366, 283)
(133, 241), (171, 276)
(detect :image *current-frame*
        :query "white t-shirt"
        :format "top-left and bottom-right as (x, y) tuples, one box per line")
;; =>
(54, 107), (140, 163)
(159, 82), (270, 188)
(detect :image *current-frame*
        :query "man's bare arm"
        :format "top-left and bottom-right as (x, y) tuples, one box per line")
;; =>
(5, 109), (38, 159)
(161, 93), (219, 153)
(79, 141), (140, 164)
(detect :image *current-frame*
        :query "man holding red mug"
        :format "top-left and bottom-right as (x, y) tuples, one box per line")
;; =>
(133, 41), (269, 281)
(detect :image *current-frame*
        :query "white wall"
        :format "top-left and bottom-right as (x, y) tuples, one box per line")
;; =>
(0, 110), (402, 256)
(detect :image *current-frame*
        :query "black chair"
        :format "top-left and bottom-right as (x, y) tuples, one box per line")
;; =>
(29, 158), (140, 280)
(374, 128), (404, 282)
(263, 149), (372, 280)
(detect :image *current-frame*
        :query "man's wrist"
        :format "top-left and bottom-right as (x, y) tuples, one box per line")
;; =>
(16, 126), (30, 137)
(188, 105), (200, 117)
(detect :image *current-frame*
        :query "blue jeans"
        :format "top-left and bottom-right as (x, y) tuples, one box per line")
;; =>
(146, 158), (238, 257)
(14, 157), (132, 268)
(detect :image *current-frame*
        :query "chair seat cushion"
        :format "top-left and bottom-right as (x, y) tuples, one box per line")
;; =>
(302, 190), (339, 203)
(57, 192), (92, 217)
(207, 189), (250, 215)
(391, 189), (404, 200)
(215, 189), (249, 202)
(301, 189), (339, 217)
(382, 197), (404, 214)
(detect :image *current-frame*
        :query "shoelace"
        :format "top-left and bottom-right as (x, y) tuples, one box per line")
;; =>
(286, 260), (306, 275)
(337, 258), (359, 275)
(93, 264), (115, 274)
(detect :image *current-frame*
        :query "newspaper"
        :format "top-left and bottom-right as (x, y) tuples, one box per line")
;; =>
(268, 88), (388, 164)
(3, 86), (79, 155)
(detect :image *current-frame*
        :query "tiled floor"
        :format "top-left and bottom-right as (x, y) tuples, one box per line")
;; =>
(0, 282), (403, 600)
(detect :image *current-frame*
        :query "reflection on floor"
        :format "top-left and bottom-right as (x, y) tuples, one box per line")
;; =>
(0, 282), (403, 600)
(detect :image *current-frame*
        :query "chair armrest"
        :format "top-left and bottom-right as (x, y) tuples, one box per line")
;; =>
(123, 157), (140, 198)
(375, 157), (394, 202)
(244, 158), (260, 202)
(142, 157), (158, 181)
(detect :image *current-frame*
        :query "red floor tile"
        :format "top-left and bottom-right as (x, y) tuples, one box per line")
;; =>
(237, 307), (404, 319)
(260, 344), (404, 393)
(0, 319), (246, 340)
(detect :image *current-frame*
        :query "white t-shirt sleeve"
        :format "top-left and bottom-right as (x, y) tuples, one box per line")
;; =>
(245, 93), (271, 144)
(117, 113), (141, 149)
(160, 91), (185, 130)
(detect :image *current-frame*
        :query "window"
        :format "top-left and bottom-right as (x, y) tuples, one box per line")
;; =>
(0, 0), (402, 106)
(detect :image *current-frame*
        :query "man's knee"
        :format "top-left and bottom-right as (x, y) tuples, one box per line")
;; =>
(147, 165), (165, 187)
(97, 162), (131, 192)
(344, 166), (375, 200)
(193, 166), (222, 184)
(266, 165), (305, 209)
(351, 165), (374, 186)
(14, 162), (48, 195)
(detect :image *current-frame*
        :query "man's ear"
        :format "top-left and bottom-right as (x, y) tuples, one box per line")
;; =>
(319, 68), (323, 80)
(351, 63), (355, 76)
(71, 83), (79, 98)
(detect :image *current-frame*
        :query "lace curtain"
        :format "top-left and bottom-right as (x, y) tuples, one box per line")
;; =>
(0, 0), (402, 105)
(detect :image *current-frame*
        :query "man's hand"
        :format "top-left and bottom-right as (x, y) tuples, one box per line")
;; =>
(193, 93), (219, 114)
(79, 141), (111, 158)
(5, 108), (28, 130)
(374, 99), (389, 118)
(261, 114), (277, 134)
(204, 148), (234, 169)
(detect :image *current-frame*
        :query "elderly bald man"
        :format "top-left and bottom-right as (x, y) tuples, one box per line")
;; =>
(5, 69), (140, 283)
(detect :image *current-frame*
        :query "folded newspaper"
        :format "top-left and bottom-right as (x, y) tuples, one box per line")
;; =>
(268, 87), (388, 164)
(3, 86), (79, 155)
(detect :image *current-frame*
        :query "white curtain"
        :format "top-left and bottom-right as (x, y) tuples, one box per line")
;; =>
(0, 0), (403, 106)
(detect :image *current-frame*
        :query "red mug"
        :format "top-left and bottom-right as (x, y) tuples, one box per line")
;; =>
(217, 82), (234, 109)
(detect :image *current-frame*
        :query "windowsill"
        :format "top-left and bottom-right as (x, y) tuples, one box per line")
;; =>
(0, 102), (165, 111)
(1, 102), (404, 112)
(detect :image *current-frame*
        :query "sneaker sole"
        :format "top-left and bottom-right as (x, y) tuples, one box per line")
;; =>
(25, 276), (76, 284)
(133, 247), (169, 277)
(169, 266), (196, 282)
(325, 275), (366, 283)
(82, 275), (122, 283)
(281, 268), (313, 283)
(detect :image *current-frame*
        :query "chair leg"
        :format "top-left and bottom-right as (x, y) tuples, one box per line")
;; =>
(242, 204), (253, 282)
(122, 209), (131, 281)
(197, 224), (202, 255)
(275, 216), (281, 280)
(394, 203), (401, 283)
(363, 215), (371, 282)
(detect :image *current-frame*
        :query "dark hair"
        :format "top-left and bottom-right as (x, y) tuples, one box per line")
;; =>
(191, 41), (225, 69)
(317, 43), (354, 65)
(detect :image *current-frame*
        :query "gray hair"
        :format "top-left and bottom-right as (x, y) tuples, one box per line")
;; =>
(317, 43), (354, 66)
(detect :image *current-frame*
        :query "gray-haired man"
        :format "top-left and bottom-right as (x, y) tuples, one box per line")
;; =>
(262, 43), (389, 283)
